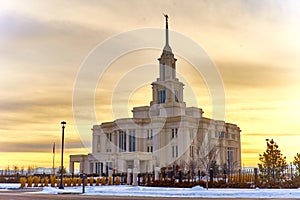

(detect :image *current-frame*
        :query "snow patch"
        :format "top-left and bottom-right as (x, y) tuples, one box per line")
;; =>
(1, 184), (300, 198)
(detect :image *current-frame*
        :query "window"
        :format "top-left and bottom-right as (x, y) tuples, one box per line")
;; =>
(162, 63), (166, 81)
(105, 162), (112, 175)
(172, 145), (178, 158)
(159, 90), (166, 103)
(172, 64), (175, 79)
(147, 145), (153, 152)
(96, 162), (103, 176)
(218, 131), (225, 138)
(171, 128), (178, 139)
(97, 136), (101, 152)
(119, 130), (126, 152)
(227, 147), (234, 173)
(90, 163), (94, 174)
(172, 146), (174, 158)
(147, 129), (153, 139)
(190, 145), (194, 158)
(129, 130), (136, 152)
(106, 133), (112, 142)
(174, 90), (179, 102)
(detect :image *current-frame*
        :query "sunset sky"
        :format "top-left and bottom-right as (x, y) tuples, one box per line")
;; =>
(1, 0), (300, 170)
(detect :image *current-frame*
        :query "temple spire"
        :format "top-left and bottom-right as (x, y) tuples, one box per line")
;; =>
(163, 14), (172, 52)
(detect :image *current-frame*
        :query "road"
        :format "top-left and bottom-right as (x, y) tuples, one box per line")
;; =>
(0, 190), (298, 200)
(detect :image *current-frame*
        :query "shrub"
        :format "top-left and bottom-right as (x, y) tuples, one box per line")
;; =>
(84, 178), (88, 186)
(96, 177), (100, 186)
(56, 178), (60, 187)
(108, 176), (112, 185)
(44, 177), (49, 187)
(142, 175), (147, 185)
(27, 176), (33, 187)
(33, 176), (40, 187)
(115, 176), (120, 185)
(20, 177), (26, 188)
(101, 177), (106, 185)
(66, 178), (71, 187)
(40, 178), (44, 187)
(50, 176), (56, 187)
(89, 177), (94, 186)
(78, 178), (82, 186)
(71, 177), (77, 186)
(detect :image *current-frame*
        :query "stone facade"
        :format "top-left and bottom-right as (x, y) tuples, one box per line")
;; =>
(69, 16), (241, 175)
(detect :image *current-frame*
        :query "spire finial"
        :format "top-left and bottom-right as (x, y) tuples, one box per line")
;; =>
(163, 13), (170, 51)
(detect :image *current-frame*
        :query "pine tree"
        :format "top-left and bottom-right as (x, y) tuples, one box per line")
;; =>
(258, 139), (287, 183)
(293, 153), (300, 176)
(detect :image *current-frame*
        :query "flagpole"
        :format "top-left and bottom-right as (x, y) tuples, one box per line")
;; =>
(52, 142), (55, 175)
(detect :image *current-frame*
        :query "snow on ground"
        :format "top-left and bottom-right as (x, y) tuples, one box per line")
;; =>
(1, 184), (300, 198)
(0, 183), (21, 189)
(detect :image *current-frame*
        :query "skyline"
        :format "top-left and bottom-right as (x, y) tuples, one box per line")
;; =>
(1, 0), (300, 169)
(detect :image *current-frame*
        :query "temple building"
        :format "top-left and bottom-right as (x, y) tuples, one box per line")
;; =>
(69, 16), (241, 176)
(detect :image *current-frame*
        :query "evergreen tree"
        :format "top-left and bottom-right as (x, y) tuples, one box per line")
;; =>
(258, 139), (287, 183)
(293, 153), (300, 176)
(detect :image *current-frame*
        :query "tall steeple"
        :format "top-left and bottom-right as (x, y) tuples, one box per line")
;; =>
(150, 14), (185, 111)
(163, 14), (172, 52)
(158, 14), (177, 81)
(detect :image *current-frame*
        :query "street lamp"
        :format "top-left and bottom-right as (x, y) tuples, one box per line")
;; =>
(290, 162), (293, 180)
(59, 121), (66, 189)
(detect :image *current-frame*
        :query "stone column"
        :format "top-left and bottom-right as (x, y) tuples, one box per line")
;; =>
(127, 169), (132, 185)
(116, 131), (120, 152)
(132, 168), (138, 186)
(134, 160), (140, 171)
(80, 160), (85, 173)
(126, 130), (129, 152)
(155, 167), (160, 181)
(69, 161), (74, 174)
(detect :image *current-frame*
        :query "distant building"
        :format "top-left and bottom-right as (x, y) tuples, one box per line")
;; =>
(70, 16), (241, 175)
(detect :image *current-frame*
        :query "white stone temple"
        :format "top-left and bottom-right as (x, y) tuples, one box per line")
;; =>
(69, 15), (241, 176)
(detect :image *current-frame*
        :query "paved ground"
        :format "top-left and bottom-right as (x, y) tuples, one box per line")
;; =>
(0, 190), (299, 200)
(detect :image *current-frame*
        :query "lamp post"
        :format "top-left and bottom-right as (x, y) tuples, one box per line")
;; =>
(59, 121), (66, 189)
(290, 162), (293, 180)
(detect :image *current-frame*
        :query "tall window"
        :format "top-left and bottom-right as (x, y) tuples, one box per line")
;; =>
(162, 64), (166, 81)
(96, 162), (103, 176)
(105, 162), (112, 175)
(227, 147), (234, 173)
(172, 63), (175, 79)
(97, 136), (101, 152)
(147, 129), (153, 139)
(90, 163), (94, 174)
(174, 90), (179, 102)
(119, 130), (126, 152)
(171, 128), (178, 139)
(172, 145), (178, 158)
(172, 146), (174, 158)
(129, 130), (136, 152)
(106, 133), (112, 142)
(147, 145), (153, 152)
(159, 90), (166, 103)
(190, 145), (194, 158)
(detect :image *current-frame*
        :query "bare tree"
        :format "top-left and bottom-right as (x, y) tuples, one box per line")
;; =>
(195, 128), (218, 190)
(198, 145), (217, 190)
